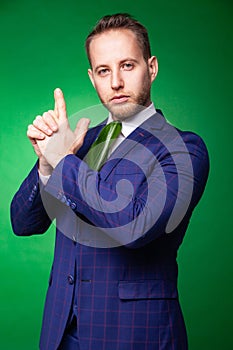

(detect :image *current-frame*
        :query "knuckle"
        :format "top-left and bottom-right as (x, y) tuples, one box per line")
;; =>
(33, 116), (41, 126)
(27, 125), (34, 134)
(42, 112), (49, 120)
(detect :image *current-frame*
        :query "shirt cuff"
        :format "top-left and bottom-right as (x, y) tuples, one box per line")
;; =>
(38, 170), (51, 185)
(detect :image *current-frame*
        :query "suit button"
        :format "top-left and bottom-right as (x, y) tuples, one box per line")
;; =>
(61, 195), (67, 203)
(66, 198), (72, 207)
(67, 274), (75, 285)
(70, 202), (77, 210)
(57, 191), (62, 200)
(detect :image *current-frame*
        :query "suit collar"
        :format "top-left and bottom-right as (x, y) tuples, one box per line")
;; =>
(139, 110), (165, 131)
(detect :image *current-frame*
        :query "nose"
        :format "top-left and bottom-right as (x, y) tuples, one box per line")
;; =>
(111, 69), (124, 90)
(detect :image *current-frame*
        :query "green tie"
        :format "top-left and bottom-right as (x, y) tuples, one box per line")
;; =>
(85, 121), (122, 171)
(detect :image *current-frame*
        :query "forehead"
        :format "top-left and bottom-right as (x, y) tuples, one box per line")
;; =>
(89, 29), (144, 66)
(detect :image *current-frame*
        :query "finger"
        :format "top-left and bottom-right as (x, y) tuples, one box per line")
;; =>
(73, 118), (90, 150)
(54, 88), (67, 122)
(33, 115), (53, 136)
(43, 111), (58, 131)
(74, 118), (90, 134)
(27, 124), (45, 140)
(54, 96), (58, 116)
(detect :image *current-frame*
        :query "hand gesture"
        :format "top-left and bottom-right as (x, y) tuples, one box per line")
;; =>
(27, 88), (90, 173)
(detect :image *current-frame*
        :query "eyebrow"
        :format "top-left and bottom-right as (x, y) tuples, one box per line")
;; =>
(94, 58), (139, 74)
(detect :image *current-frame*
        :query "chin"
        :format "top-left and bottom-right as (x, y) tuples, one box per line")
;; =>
(108, 102), (145, 120)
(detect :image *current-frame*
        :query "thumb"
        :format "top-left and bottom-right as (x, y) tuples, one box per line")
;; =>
(72, 118), (90, 153)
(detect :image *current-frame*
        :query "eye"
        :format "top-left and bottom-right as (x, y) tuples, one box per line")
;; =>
(121, 62), (134, 71)
(97, 68), (110, 76)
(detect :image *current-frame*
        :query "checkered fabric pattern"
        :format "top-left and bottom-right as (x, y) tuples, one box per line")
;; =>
(10, 111), (209, 349)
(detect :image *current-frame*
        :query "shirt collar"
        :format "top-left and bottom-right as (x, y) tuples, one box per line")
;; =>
(107, 103), (156, 138)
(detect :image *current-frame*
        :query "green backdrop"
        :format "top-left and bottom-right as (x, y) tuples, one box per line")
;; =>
(1, 0), (232, 349)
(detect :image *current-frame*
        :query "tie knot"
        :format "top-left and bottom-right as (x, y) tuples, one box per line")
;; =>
(95, 121), (122, 145)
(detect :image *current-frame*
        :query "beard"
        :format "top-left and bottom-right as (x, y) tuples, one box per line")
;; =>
(100, 73), (152, 121)
(106, 95), (150, 120)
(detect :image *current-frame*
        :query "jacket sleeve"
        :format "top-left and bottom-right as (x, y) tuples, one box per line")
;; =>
(10, 162), (52, 236)
(43, 130), (209, 248)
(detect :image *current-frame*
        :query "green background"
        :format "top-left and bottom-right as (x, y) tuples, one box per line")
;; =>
(1, 0), (232, 349)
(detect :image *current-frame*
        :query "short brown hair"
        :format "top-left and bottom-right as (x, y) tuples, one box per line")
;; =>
(85, 13), (152, 66)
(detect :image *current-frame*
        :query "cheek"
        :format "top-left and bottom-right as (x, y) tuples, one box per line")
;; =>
(128, 66), (148, 82)
(95, 80), (109, 96)
(126, 71), (149, 92)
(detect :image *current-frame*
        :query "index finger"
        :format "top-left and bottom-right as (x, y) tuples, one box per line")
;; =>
(54, 88), (67, 122)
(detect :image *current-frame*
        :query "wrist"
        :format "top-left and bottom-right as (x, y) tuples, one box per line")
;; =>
(39, 157), (53, 176)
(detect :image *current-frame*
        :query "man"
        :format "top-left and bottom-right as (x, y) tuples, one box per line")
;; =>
(10, 13), (209, 350)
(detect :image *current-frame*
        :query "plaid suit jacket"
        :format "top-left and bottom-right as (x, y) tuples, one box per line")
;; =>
(11, 111), (209, 349)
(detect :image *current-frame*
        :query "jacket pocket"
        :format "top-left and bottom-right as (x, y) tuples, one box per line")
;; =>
(118, 280), (178, 300)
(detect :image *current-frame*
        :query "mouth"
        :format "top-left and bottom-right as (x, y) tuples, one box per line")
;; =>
(110, 95), (130, 104)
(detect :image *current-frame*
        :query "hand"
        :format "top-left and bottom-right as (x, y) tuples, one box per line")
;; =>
(36, 88), (90, 169)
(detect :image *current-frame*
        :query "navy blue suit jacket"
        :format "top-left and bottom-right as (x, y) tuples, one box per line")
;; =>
(11, 111), (209, 349)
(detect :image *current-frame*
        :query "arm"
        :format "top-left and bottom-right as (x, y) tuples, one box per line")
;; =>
(43, 127), (209, 248)
(10, 90), (59, 235)
(10, 163), (52, 236)
(10, 88), (89, 236)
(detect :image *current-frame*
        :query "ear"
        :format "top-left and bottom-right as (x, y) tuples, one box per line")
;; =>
(88, 69), (96, 88)
(148, 56), (158, 83)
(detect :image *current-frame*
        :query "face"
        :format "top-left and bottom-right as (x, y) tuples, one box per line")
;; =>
(88, 29), (158, 120)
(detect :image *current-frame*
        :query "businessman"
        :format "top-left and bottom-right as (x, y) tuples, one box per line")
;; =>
(11, 13), (209, 350)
